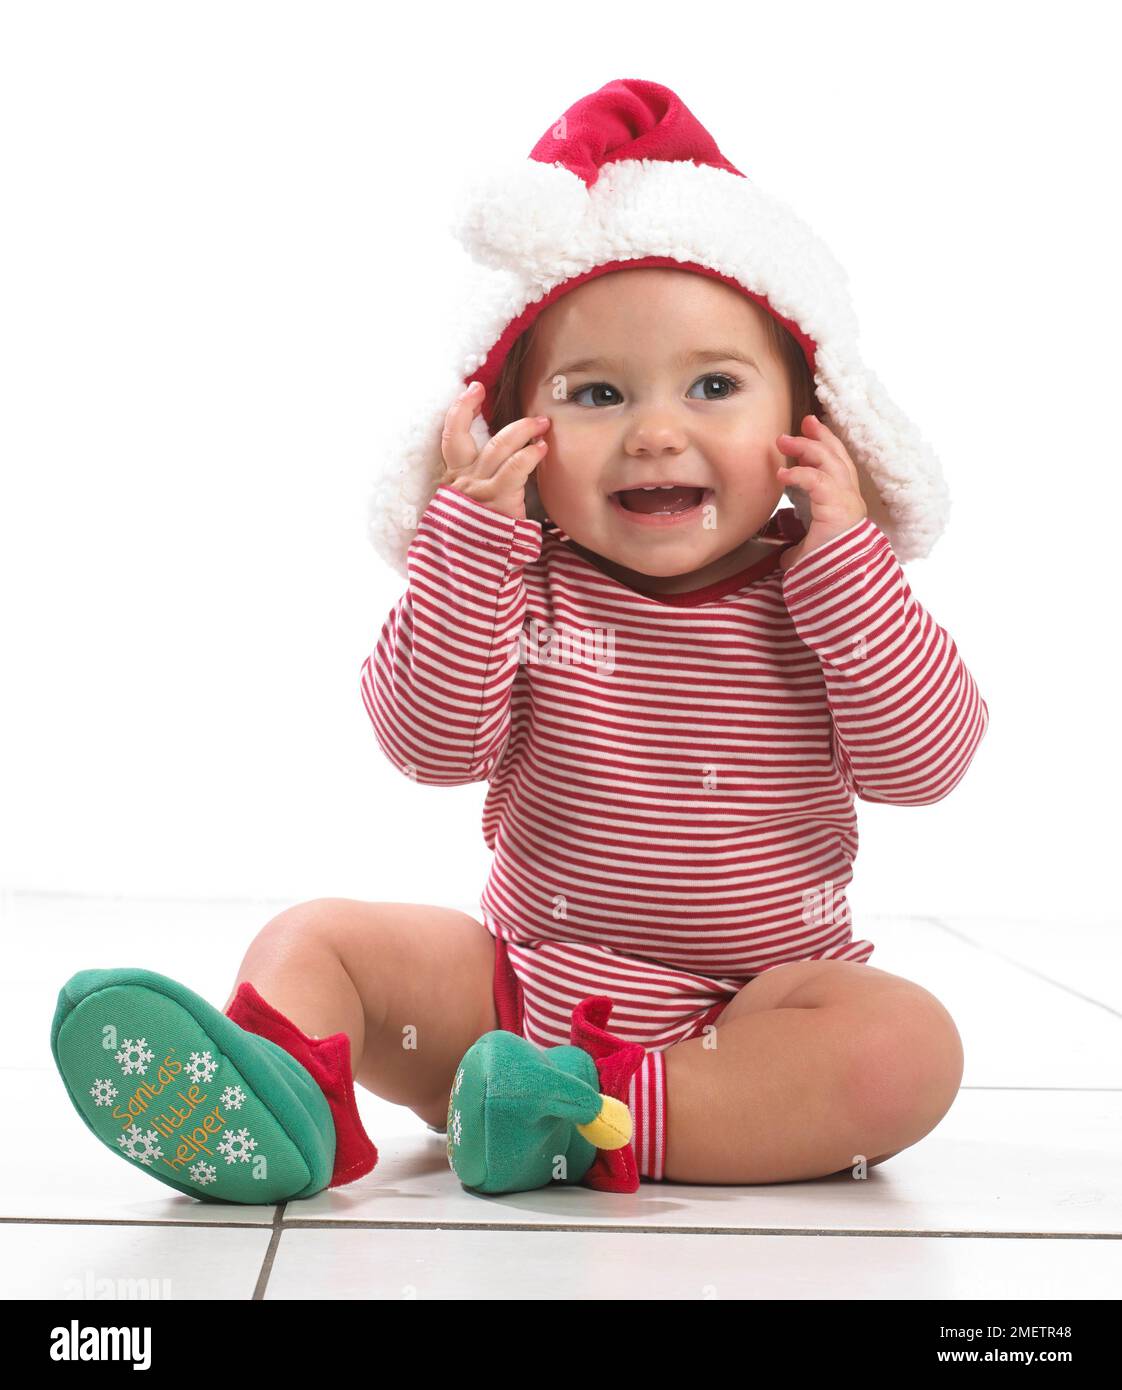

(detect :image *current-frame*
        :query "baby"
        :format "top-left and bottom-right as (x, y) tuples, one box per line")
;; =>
(52, 78), (988, 1204)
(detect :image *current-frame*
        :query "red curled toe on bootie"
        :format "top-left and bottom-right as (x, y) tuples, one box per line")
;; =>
(224, 982), (378, 1188)
(570, 996), (645, 1194)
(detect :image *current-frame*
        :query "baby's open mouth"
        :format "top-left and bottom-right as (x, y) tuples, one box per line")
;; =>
(612, 485), (707, 515)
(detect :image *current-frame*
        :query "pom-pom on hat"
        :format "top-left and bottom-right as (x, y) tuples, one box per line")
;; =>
(367, 77), (950, 576)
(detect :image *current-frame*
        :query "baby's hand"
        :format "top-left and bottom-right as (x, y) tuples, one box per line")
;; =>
(775, 416), (869, 573)
(437, 381), (550, 523)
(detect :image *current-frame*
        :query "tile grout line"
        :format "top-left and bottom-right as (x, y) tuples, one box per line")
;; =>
(250, 1203), (287, 1300)
(0, 1215), (1118, 1239)
(918, 915), (1122, 1018)
(0, 1215), (273, 1229)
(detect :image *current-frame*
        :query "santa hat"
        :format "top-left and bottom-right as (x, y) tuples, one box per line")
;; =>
(367, 77), (950, 575)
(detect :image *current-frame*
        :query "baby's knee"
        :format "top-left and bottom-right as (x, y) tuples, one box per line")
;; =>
(255, 897), (355, 953)
(850, 995), (964, 1148)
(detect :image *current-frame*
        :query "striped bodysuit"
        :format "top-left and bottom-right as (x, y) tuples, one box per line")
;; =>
(361, 485), (988, 1171)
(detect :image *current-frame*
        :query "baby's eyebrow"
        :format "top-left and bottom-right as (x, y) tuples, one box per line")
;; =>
(547, 347), (760, 380)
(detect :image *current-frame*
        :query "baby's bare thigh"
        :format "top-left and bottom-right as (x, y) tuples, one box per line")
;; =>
(311, 899), (499, 1119)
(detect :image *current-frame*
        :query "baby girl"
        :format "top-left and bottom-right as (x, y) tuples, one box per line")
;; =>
(51, 78), (988, 1203)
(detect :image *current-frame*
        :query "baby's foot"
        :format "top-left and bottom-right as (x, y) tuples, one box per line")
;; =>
(52, 967), (337, 1204)
(445, 1029), (632, 1195)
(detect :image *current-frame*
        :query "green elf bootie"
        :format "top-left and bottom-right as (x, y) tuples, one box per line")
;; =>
(51, 967), (378, 1204)
(446, 995), (645, 1196)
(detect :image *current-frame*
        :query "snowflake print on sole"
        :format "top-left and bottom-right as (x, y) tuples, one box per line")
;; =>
(445, 994), (642, 1196)
(51, 967), (378, 1205)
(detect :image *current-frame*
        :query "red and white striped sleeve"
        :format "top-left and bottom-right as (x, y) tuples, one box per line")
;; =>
(359, 485), (543, 785)
(781, 517), (990, 806)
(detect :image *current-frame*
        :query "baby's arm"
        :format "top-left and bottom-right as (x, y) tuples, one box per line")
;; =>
(781, 517), (989, 805)
(359, 486), (542, 784)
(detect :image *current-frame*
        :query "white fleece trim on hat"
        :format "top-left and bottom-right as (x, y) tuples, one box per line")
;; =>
(367, 158), (949, 577)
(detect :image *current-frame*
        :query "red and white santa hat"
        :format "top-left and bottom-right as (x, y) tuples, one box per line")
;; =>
(367, 77), (950, 575)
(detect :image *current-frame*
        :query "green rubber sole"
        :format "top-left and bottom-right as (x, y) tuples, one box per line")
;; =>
(51, 967), (336, 1204)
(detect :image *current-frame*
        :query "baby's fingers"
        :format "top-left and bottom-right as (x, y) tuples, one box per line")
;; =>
(777, 435), (852, 487)
(776, 463), (830, 492)
(440, 382), (485, 473)
(491, 433), (549, 493)
(472, 414), (550, 477)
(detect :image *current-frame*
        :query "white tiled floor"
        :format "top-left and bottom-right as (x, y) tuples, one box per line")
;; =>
(3, 892), (1120, 1299)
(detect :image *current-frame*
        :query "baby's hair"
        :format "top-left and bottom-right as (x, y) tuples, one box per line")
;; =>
(485, 294), (821, 525)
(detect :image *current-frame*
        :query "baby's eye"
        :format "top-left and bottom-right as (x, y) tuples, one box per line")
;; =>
(565, 373), (745, 407)
(566, 382), (623, 407)
(686, 372), (744, 400)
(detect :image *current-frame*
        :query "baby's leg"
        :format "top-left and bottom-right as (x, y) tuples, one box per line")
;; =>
(662, 959), (964, 1183)
(222, 899), (499, 1130)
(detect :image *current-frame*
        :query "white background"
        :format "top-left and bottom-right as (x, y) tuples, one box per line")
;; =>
(2, 0), (1117, 927)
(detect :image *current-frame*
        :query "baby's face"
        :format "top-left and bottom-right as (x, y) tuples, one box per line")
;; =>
(517, 268), (793, 592)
